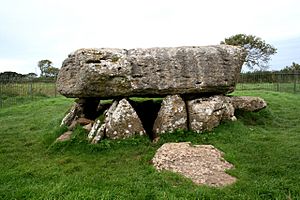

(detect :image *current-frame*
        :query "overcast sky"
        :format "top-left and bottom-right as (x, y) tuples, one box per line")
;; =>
(0, 0), (300, 74)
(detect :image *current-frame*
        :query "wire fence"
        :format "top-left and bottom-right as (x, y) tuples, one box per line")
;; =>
(237, 72), (300, 93)
(0, 78), (57, 108)
(0, 72), (299, 108)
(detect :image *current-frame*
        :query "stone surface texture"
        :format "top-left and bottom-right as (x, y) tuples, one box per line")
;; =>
(88, 119), (101, 141)
(76, 118), (94, 125)
(57, 45), (246, 98)
(187, 95), (236, 133)
(153, 95), (187, 134)
(60, 94), (267, 142)
(91, 123), (106, 144)
(60, 102), (82, 126)
(105, 99), (145, 139)
(152, 142), (236, 187)
(83, 123), (92, 132)
(231, 96), (267, 111)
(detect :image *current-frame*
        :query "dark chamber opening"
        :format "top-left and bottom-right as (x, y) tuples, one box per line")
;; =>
(129, 99), (162, 140)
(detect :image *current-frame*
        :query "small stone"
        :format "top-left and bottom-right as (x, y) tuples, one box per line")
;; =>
(152, 136), (160, 143)
(230, 96), (267, 111)
(68, 120), (78, 131)
(56, 131), (73, 142)
(76, 118), (94, 125)
(83, 123), (93, 132)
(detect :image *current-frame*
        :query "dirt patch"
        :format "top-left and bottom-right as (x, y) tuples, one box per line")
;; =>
(152, 142), (236, 187)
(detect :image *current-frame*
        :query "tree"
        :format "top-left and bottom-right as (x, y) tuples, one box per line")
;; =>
(47, 66), (60, 77)
(280, 62), (300, 73)
(38, 59), (52, 77)
(25, 73), (38, 79)
(0, 71), (24, 80)
(221, 34), (277, 70)
(37, 59), (59, 78)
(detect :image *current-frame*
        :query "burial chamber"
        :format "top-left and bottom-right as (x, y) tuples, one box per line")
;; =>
(56, 45), (267, 143)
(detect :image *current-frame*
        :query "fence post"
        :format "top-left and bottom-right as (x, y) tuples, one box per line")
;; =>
(294, 71), (297, 93)
(30, 80), (33, 100)
(54, 82), (57, 98)
(0, 82), (2, 108)
(276, 74), (279, 92)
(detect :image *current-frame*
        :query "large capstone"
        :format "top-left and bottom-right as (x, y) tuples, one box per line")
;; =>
(57, 45), (246, 98)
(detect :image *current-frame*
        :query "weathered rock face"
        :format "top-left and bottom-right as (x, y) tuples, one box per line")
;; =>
(57, 45), (246, 98)
(187, 96), (236, 133)
(60, 98), (100, 127)
(87, 99), (146, 142)
(231, 96), (267, 111)
(153, 95), (187, 134)
(58, 94), (267, 142)
(88, 119), (102, 141)
(60, 102), (83, 126)
(56, 45), (268, 142)
(91, 123), (106, 144)
(105, 99), (146, 139)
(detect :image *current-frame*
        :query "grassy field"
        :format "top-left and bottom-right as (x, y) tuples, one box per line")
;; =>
(236, 82), (300, 93)
(1, 80), (298, 108)
(0, 81), (57, 108)
(0, 91), (300, 199)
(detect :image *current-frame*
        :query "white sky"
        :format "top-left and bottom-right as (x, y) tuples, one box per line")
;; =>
(0, 0), (300, 74)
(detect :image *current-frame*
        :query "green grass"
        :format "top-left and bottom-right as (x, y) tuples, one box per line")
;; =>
(236, 82), (300, 93)
(0, 82), (57, 108)
(0, 91), (300, 199)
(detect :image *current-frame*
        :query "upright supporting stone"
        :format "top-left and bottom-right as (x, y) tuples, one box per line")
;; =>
(187, 96), (236, 133)
(103, 99), (146, 140)
(153, 95), (187, 134)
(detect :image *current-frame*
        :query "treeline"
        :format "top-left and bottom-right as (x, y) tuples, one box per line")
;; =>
(240, 62), (300, 83)
(0, 71), (56, 83)
(1, 59), (60, 83)
(242, 62), (300, 74)
(278, 62), (300, 73)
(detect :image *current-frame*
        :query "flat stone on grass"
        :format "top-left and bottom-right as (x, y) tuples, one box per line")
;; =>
(56, 131), (73, 142)
(152, 142), (236, 187)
